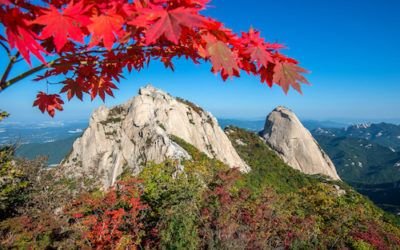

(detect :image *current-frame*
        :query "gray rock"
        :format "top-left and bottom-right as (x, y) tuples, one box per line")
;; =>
(333, 184), (346, 196)
(261, 106), (340, 180)
(58, 85), (249, 188)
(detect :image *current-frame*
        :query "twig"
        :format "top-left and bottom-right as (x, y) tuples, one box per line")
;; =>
(0, 41), (10, 56)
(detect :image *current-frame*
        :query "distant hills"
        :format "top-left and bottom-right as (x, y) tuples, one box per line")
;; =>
(312, 123), (400, 184)
(314, 135), (400, 184)
(311, 123), (400, 214)
(15, 135), (80, 165)
(314, 123), (400, 151)
(218, 118), (347, 132)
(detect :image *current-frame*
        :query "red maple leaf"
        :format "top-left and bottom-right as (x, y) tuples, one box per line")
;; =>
(32, 1), (91, 52)
(273, 61), (309, 94)
(241, 29), (279, 67)
(88, 11), (124, 50)
(259, 63), (274, 87)
(90, 77), (118, 101)
(204, 35), (239, 80)
(245, 45), (273, 68)
(60, 78), (90, 100)
(132, 6), (206, 45)
(2, 8), (47, 65)
(33, 92), (64, 117)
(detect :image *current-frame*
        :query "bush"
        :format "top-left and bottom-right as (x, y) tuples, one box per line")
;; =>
(0, 146), (29, 218)
(67, 178), (148, 249)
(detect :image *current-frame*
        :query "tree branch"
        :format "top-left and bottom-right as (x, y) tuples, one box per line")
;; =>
(0, 52), (20, 91)
(0, 45), (161, 92)
(0, 41), (10, 56)
(0, 60), (55, 92)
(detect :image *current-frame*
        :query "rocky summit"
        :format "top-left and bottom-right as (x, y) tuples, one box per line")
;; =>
(59, 85), (249, 188)
(261, 106), (340, 180)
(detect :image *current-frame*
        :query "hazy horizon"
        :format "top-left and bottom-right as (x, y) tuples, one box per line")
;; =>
(1, 111), (399, 126)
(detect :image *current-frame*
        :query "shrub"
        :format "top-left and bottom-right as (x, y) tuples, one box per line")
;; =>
(67, 178), (148, 249)
(0, 146), (29, 218)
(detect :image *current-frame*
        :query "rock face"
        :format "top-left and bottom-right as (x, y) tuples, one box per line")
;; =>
(261, 106), (340, 180)
(60, 85), (249, 188)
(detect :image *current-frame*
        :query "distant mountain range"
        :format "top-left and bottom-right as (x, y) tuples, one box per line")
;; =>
(218, 119), (348, 132)
(312, 123), (400, 184)
(314, 134), (400, 184)
(311, 123), (400, 214)
(313, 123), (400, 151)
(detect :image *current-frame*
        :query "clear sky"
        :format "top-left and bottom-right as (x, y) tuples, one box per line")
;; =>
(1, 0), (400, 123)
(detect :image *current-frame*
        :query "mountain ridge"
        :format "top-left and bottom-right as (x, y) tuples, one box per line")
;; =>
(58, 85), (249, 188)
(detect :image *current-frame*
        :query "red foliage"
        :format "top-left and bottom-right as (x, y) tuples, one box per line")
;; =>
(351, 222), (400, 250)
(33, 91), (64, 117)
(200, 169), (317, 249)
(68, 178), (148, 249)
(31, 1), (91, 52)
(0, 0), (309, 117)
(0, 7), (47, 65)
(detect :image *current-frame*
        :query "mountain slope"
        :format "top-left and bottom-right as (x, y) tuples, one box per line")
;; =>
(3, 126), (400, 249)
(225, 126), (327, 193)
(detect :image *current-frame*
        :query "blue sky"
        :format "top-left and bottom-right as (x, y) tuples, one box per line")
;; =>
(0, 0), (400, 123)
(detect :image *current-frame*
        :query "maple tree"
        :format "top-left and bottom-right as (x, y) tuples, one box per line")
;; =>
(0, 0), (309, 117)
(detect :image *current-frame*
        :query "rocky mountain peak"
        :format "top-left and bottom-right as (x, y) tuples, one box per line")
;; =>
(261, 106), (340, 180)
(59, 85), (249, 188)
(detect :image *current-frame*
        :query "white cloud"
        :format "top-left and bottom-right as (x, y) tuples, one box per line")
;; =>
(68, 129), (83, 134)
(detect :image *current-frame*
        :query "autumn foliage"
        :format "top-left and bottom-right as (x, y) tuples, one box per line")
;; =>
(67, 179), (148, 249)
(0, 0), (308, 116)
(1, 140), (400, 248)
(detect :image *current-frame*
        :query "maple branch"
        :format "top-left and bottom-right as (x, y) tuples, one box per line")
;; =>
(0, 52), (20, 92)
(0, 61), (55, 92)
(0, 44), (186, 93)
(0, 41), (10, 56)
